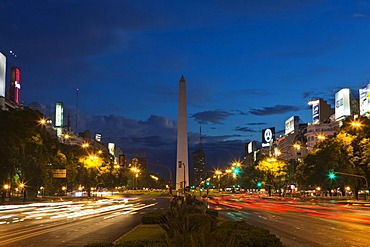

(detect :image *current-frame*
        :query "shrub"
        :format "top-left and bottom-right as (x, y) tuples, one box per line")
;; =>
(114, 240), (165, 247)
(210, 221), (284, 247)
(141, 210), (167, 224)
(84, 243), (112, 247)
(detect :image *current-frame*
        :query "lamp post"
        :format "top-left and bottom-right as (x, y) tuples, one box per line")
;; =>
(19, 183), (25, 201)
(147, 162), (173, 195)
(3, 184), (10, 202)
(332, 171), (368, 200)
(215, 170), (222, 192)
(130, 167), (140, 190)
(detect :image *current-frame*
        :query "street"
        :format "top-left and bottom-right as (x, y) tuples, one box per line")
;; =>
(0, 195), (169, 246)
(206, 194), (370, 247)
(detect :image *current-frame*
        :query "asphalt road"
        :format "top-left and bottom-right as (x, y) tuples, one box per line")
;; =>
(0, 195), (169, 247)
(207, 195), (370, 247)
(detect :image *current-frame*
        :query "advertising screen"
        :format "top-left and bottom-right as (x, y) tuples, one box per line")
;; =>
(335, 88), (351, 120)
(312, 102), (319, 123)
(285, 116), (299, 135)
(262, 127), (275, 148)
(247, 141), (256, 154)
(0, 53), (5, 98)
(10, 67), (21, 104)
(55, 102), (64, 127)
(95, 133), (102, 142)
(359, 84), (370, 116)
(108, 143), (115, 156)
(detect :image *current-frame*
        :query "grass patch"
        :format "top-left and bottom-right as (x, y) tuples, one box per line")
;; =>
(115, 225), (165, 244)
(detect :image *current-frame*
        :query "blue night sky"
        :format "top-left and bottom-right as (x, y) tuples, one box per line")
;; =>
(1, 0), (370, 175)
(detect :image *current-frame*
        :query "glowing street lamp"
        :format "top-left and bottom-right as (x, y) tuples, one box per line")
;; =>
(293, 143), (301, 150)
(81, 142), (89, 149)
(39, 118), (47, 126)
(317, 134), (326, 141)
(351, 121), (362, 128)
(62, 186), (67, 196)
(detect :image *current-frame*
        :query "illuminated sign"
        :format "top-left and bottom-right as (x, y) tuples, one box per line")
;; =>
(55, 102), (64, 127)
(95, 133), (102, 142)
(247, 141), (256, 154)
(285, 116), (299, 135)
(10, 67), (21, 104)
(335, 88), (351, 120)
(359, 84), (370, 116)
(53, 169), (67, 178)
(0, 53), (5, 98)
(262, 127), (275, 147)
(108, 143), (115, 156)
(312, 103), (319, 123)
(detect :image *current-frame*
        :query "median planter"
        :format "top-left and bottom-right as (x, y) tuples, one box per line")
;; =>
(141, 210), (167, 224)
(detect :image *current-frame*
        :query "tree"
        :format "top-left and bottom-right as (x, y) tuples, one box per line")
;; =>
(255, 157), (287, 196)
(296, 116), (370, 199)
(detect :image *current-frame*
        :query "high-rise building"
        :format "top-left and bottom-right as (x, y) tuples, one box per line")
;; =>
(192, 126), (206, 187)
(176, 75), (189, 191)
(9, 67), (21, 105)
(308, 98), (334, 124)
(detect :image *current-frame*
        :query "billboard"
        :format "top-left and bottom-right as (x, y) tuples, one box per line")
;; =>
(0, 53), (5, 98)
(285, 116), (299, 135)
(53, 169), (67, 178)
(311, 100), (320, 123)
(335, 88), (351, 120)
(359, 84), (370, 116)
(10, 67), (21, 104)
(108, 143), (115, 156)
(95, 133), (102, 142)
(55, 102), (64, 127)
(247, 141), (257, 154)
(262, 127), (275, 148)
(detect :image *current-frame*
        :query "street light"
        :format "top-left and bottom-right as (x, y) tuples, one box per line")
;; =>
(130, 167), (140, 189)
(215, 170), (222, 191)
(19, 183), (25, 199)
(38, 118), (46, 126)
(351, 120), (362, 128)
(62, 186), (67, 196)
(317, 134), (326, 141)
(81, 142), (89, 149)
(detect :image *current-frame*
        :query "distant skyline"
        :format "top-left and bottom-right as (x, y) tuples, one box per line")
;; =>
(1, 1), (370, 175)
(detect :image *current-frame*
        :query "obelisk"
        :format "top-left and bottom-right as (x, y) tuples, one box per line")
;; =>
(176, 75), (189, 192)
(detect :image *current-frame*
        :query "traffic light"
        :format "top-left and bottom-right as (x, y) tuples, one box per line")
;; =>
(328, 172), (336, 180)
(205, 181), (210, 187)
(257, 182), (262, 188)
(232, 167), (241, 175)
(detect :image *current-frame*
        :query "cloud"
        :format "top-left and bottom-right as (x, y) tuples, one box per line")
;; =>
(71, 111), (247, 174)
(246, 122), (266, 126)
(353, 13), (368, 18)
(249, 105), (300, 116)
(234, 126), (258, 133)
(190, 110), (233, 124)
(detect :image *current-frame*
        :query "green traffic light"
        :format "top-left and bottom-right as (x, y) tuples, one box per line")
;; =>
(328, 172), (336, 179)
(232, 167), (241, 175)
(257, 182), (262, 187)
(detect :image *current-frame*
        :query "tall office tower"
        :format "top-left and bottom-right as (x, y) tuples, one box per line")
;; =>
(0, 52), (6, 110)
(176, 75), (189, 191)
(192, 125), (206, 187)
(9, 67), (21, 105)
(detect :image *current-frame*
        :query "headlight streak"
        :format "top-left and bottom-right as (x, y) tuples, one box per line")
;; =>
(0, 199), (145, 225)
(206, 194), (370, 225)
